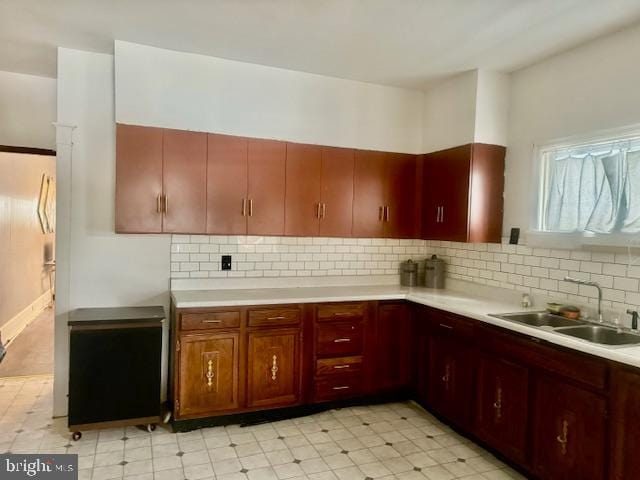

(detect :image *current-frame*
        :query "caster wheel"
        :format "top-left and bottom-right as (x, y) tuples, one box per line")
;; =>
(72, 431), (82, 441)
(147, 424), (156, 433)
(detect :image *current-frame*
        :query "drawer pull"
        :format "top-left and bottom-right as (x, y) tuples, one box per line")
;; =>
(333, 365), (350, 369)
(439, 323), (453, 330)
(332, 386), (350, 390)
(333, 312), (354, 317)
(557, 419), (569, 455)
(271, 355), (279, 381)
(205, 360), (214, 387)
(203, 319), (222, 324)
(333, 338), (351, 343)
(267, 316), (286, 321)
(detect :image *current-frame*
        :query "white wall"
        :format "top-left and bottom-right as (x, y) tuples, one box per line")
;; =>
(114, 41), (424, 154)
(474, 70), (510, 147)
(54, 48), (171, 416)
(504, 22), (640, 237)
(0, 71), (56, 150)
(422, 70), (478, 154)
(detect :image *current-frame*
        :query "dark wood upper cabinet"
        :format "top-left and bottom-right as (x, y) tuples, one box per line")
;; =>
(206, 133), (248, 235)
(284, 143), (322, 236)
(352, 150), (387, 238)
(476, 354), (529, 465)
(247, 139), (286, 236)
(422, 143), (505, 243)
(532, 374), (607, 480)
(319, 147), (354, 237)
(610, 367), (640, 480)
(162, 129), (207, 234)
(115, 124), (164, 233)
(385, 152), (418, 238)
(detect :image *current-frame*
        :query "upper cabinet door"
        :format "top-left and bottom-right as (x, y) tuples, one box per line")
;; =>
(247, 139), (286, 236)
(162, 129), (207, 234)
(207, 134), (248, 235)
(385, 153), (418, 238)
(115, 124), (164, 233)
(284, 143), (322, 236)
(352, 150), (386, 238)
(319, 147), (354, 237)
(440, 144), (472, 242)
(421, 152), (443, 240)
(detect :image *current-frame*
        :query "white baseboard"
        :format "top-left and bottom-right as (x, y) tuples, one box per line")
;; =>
(1, 290), (53, 346)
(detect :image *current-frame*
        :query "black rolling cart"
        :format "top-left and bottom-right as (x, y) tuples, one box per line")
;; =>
(67, 306), (164, 440)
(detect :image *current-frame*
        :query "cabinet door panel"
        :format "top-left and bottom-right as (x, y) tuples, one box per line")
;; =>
(162, 129), (207, 233)
(115, 124), (163, 233)
(247, 139), (286, 236)
(376, 303), (411, 392)
(352, 150), (386, 238)
(611, 368), (640, 480)
(385, 153), (418, 238)
(476, 355), (529, 464)
(207, 133), (248, 235)
(177, 333), (239, 418)
(533, 375), (606, 480)
(440, 145), (471, 242)
(319, 147), (354, 237)
(284, 143), (321, 236)
(247, 329), (300, 408)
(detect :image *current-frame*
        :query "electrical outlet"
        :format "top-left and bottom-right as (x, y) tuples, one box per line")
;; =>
(221, 255), (232, 271)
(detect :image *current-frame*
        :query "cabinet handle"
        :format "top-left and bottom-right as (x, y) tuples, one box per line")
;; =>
(316, 203), (321, 219)
(156, 194), (162, 214)
(202, 319), (222, 324)
(435, 206), (439, 223)
(267, 316), (286, 321)
(333, 338), (351, 343)
(441, 206), (444, 223)
(332, 386), (350, 390)
(333, 365), (350, 370)
(242, 198), (247, 217)
(556, 419), (569, 455)
(321, 203), (326, 219)
(493, 386), (503, 420)
(441, 363), (451, 388)
(379, 206), (384, 221)
(163, 194), (168, 214)
(332, 312), (354, 318)
(271, 355), (279, 381)
(384, 206), (390, 222)
(438, 323), (453, 330)
(248, 199), (253, 217)
(205, 359), (214, 387)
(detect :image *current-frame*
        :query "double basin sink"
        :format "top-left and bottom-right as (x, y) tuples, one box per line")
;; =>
(489, 311), (640, 347)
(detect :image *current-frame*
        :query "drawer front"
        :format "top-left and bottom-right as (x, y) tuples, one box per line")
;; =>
(248, 307), (301, 328)
(316, 356), (362, 376)
(314, 375), (362, 402)
(429, 310), (475, 340)
(316, 321), (363, 357)
(180, 311), (241, 331)
(317, 303), (365, 322)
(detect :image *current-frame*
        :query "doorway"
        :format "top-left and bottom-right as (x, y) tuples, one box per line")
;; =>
(0, 146), (56, 378)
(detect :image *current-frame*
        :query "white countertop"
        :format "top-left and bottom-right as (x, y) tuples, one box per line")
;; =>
(171, 285), (640, 369)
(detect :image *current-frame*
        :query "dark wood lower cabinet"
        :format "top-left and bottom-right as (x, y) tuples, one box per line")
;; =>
(171, 301), (635, 480)
(475, 354), (529, 465)
(247, 329), (301, 408)
(533, 374), (607, 480)
(176, 332), (240, 418)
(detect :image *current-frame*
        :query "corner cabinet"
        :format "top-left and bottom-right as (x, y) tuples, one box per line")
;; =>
(422, 143), (505, 243)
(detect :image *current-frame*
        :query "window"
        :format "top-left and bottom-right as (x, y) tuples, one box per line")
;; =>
(538, 132), (640, 236)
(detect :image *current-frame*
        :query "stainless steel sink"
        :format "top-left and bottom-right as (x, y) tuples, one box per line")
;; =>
(490, 311), (586, 328)
(556, 325), (640, 346)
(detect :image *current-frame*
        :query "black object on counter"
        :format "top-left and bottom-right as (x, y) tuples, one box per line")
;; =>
(67, 306), (164, 440)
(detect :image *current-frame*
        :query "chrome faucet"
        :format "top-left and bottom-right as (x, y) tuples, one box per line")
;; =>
(564, 277), (603, 322)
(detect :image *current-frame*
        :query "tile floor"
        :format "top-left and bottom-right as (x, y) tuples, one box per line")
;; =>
(0, 375), (526, 480)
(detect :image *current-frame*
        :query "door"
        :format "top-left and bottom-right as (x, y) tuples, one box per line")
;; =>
(207, 133), (248, 235)
(439, 145), (471, 242)
(413, 310), (430, 406)
(421, 151), (443, 239)
(247, 329), (300, 408)
(162, 129), (207, 233)
(284, 143), (321, 236)
(611, 368), (640, 480)
(319, 147), (354, 237)
(352, 150), (386, 238)
(177, 333), (240, 418)
(247, 139), (286, 236)
(376, 303), (411, 392)
(476, 354), (529, 464)
(384, 153), (418, 238)
(533, 374), (606, 480)
(115, 124), (163, 233)
(428, 334), (474, 428)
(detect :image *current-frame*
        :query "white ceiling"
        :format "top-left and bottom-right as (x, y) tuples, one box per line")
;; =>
(2, 0), (640, 89)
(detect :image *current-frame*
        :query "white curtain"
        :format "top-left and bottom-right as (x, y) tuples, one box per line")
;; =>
(544, 140), (640, 234)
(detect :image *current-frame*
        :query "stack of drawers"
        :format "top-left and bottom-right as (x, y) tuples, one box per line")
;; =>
(313, 302), (366, 402)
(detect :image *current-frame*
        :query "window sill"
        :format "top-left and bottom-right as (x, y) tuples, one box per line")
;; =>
(526, 231), (640, 250)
